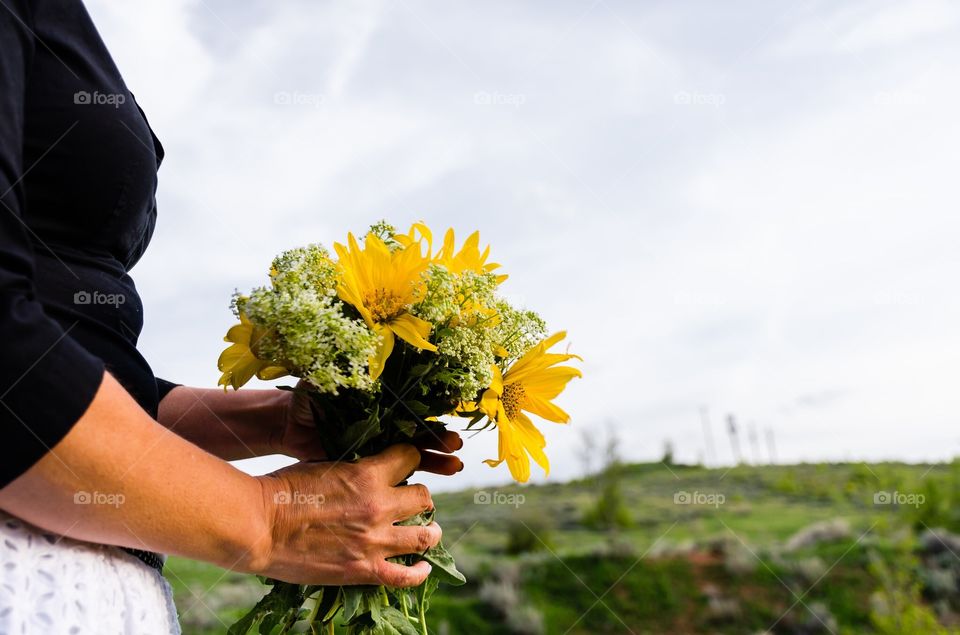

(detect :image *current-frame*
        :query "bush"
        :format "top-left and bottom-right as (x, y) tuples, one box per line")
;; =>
(582, 478), (633, 530)
(867, 536), (959, 634)
(505, 521), (552, 555)
(911, 461), (960, 534)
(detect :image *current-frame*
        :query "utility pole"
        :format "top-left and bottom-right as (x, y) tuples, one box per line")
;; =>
(748, 422), (762, 465)
(700, 405), (717, 467)
(765, 427), (777, 464)
(726, 414), (742, 465)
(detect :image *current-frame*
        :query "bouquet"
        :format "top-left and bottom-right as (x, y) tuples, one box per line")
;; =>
(217, 222), (581, 634)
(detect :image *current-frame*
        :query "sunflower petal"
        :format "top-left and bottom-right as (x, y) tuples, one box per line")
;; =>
(515, 412), (550, 475)
(523, 394), (571, 424)
(389, 313), (438, 352)
(369, 326), (395, 380)
(256, 365), (290, 381)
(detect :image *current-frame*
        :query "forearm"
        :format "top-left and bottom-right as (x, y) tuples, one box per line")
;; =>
(0, 372), (269, 572)
(157, 385), (288, 460)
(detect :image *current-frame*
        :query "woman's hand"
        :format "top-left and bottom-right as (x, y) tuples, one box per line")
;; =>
(250, 444), (440, 587)
(271, 382), (327, 461)
(159, 383), (466, 472)
(278, 381), (465, 474)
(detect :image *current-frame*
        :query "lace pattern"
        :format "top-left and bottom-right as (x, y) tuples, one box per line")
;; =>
(0, 511), (180, 635)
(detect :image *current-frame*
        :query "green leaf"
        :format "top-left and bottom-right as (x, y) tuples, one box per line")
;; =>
(395, 419), (417, 437)
(228, 582), (305, 635)
(341, 586), (383, 625)
(404, 400), (430, 416)
(315, 586), (343, 623)
(380, 607), (420, 635)
(422, 542), (466, 586)
(341, 587), (363, 623)
(408, 363), (434, 378)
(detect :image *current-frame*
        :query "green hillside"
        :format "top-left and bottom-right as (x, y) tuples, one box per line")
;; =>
(165, 461), (960, 634)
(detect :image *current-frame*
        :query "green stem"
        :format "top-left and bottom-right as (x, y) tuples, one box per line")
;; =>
(380, 585), (390, 607)
(418, 584), (428, 635)
(327, 621), (335, 635)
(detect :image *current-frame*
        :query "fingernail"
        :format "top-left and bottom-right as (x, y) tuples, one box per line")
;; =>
(456, 437), (464, 450)
(457, 460), (464, 472)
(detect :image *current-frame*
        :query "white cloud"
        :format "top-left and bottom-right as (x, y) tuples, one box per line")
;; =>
(85, 0), (960, 490)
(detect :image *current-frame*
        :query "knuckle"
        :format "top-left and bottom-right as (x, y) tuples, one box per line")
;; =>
(412, 484), (432, 509)
(344, 561), (370, 584)
(416, 527), (436, 552)
(365, 561), (388, 586)
(357, 498), (382, 523)
(398, 443), (421, 465)
(348, 464), (374, 489)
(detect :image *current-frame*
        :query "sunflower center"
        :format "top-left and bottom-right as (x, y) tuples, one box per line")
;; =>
(501, 383), (526, 421)
(364, 288), (406, 323)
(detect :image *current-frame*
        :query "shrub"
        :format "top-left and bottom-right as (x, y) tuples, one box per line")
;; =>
(505, 521), (552, 555)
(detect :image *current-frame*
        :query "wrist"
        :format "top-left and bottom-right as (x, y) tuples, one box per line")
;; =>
(234, 473), (278, 575)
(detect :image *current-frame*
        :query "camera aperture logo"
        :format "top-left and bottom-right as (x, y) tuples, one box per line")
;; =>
(73, 290), (125, 308)
(274, 491), (326, 507)
(874, 490), (925, 508)
(73, 91), (126, 108)
(674, 490), (725, 508)
(673, 90), (725, 107)
(274, 91), (324, 108)
(74, 490), (125, 508)
(473, 490), (525, 508)
(474, 91), (526, 108)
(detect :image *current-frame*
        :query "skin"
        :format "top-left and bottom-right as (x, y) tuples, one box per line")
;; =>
(0, 372), (463, 587)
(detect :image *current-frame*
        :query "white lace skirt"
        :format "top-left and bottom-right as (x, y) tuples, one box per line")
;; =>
(0, 511), (180, 635)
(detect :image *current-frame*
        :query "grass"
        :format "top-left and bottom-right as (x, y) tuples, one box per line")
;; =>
(164, 460), (958, 634)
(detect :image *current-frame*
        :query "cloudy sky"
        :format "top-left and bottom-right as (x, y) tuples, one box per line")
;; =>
(85, 0), (960, 489)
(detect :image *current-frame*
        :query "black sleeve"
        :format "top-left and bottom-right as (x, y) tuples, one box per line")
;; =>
(155, 378), (180, 403)
(0, 1), (106, 488)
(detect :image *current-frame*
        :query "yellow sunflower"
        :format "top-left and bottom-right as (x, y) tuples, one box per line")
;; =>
(436, 229), (507, 283)
(217, 312), (289, 390)
(479, 332), (582, 482)
(397, 224), (507, 284)
(334, 232), (438, 380)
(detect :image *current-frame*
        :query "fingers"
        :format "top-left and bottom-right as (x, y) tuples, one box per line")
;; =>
(389, 483), (434, 520)
(362, 444), (421, 485)
(415, 430), (463, 454)
(417, 450), (463, 476)
(382, 522), (442, 558)
(374, 559), (433, 588)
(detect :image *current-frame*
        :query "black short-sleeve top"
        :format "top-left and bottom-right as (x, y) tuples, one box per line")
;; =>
(0, 0), (175, 487)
